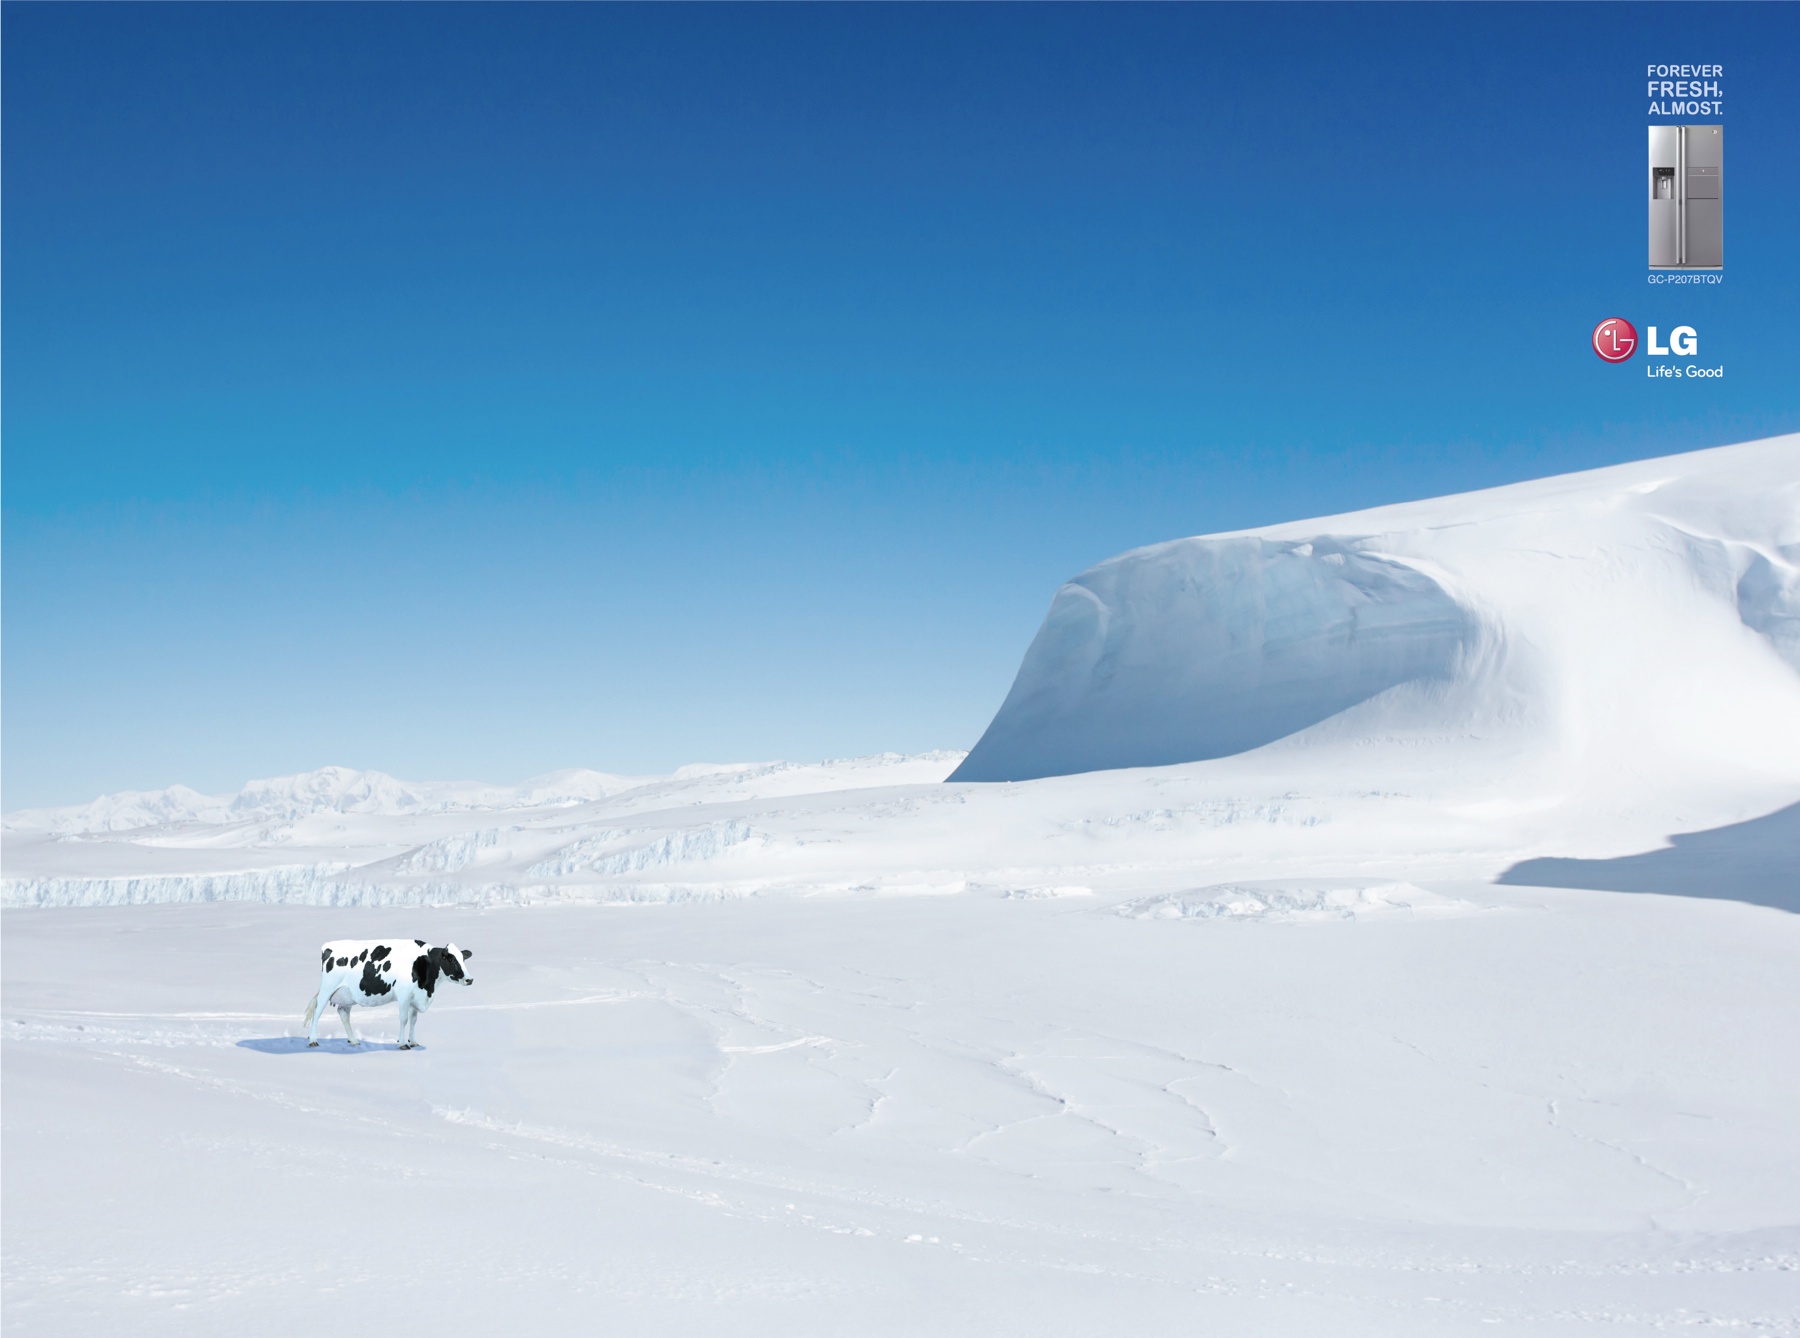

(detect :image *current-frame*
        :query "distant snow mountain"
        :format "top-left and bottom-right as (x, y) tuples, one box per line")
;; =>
(2, 765), (650, 836)
(952, 434), (1800, 782)
(3, 755), (974, 840)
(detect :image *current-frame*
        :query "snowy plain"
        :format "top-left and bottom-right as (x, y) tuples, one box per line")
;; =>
(5, 435), (1800, 1334)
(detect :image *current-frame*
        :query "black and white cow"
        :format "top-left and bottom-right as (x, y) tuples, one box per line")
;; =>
(303, 939), (473, 1048)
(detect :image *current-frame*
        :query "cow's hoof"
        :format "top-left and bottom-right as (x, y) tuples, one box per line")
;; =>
(307, 1041), (319, 1048)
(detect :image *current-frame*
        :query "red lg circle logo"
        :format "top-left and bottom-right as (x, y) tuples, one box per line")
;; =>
(1593, 318), (1638, 362)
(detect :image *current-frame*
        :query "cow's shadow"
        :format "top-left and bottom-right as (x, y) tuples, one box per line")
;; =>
(238, 1037), (423, 1055)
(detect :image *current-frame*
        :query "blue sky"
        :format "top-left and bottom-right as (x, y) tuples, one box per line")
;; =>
(6, 3), (1798, 807)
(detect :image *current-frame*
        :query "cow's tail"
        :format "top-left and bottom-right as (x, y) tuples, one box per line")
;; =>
(302, 993), (319, 1029)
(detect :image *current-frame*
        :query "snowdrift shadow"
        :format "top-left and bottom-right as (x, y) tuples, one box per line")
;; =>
(1497, 802), (1800, 913)
(238, 1037), (417, 1055)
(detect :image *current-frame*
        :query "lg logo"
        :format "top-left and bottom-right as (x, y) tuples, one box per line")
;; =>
(1593, 318), (1637, 362)
(1592, 318), (1699, 362)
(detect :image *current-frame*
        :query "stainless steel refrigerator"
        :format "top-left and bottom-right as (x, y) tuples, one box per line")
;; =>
(1649, 125), (1722, 269)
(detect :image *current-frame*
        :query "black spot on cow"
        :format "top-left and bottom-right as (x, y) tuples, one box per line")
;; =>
(412, 951), (440, 997)
(321, 948), (333, 968)
(336, 957), (348, 968)
(370, 944), (390, 962)
(358, 959), (393, 998)
(415, 939), (426, 947)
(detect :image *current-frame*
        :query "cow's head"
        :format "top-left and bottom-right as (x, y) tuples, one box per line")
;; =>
(438, 943), (474, 986)
(413, 943), (475, 995)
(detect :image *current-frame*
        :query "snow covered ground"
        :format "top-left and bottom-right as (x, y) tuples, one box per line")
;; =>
(6, 437), (1800, 1333)
(7, 886), (1800, 1335)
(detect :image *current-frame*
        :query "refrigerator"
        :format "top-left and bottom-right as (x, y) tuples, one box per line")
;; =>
(1648, 125), (1722, 269)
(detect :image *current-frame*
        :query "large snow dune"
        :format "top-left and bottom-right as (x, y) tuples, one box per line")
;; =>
(952, 433), (1800, 783)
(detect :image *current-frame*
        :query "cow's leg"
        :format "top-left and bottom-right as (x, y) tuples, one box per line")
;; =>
(307, 981), (332, 1046)
(338, 1003), (361, 1046)
(397, 1002), (416, 1048)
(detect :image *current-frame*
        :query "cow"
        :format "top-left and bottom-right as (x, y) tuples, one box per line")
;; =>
(303, 939), (474, 1049)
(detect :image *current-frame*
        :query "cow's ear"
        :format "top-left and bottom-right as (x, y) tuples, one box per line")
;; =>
(461, 949), (473, 960)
